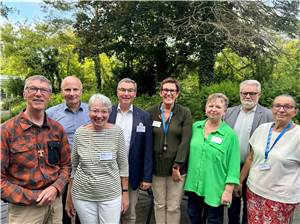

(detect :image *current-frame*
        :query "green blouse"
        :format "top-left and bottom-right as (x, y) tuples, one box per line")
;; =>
(184, 119), (240, 207)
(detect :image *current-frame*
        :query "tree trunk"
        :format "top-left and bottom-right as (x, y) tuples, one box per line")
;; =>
(198, 44), (216, 88)
(93, 55), (102, 90)
(155, 42), (168, 82)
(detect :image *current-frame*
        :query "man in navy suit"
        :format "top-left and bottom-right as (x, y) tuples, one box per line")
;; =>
(224, 80), (273, 224)
(108, 78), (153, 224)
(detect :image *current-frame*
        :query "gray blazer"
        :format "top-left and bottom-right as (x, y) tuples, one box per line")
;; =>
(224, 104), (273, 136)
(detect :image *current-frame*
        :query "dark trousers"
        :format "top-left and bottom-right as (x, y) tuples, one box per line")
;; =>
(228, 176), (248, 224)
(62, 184), (80, 224)
(187, 191), (224, 224)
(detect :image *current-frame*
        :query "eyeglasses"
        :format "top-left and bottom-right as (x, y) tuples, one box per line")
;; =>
(26, 86), (51, 95)
(62, 88), (81, 94)
(272, 104), (295, 111)
(240, 92), (259, 97)
(162, 88), (177, 94)
(89, 109), (109, 115)
(118, 88), (136, 93)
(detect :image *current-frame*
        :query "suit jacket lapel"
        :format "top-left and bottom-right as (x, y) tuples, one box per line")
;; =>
(130, 106), (139, 149)
(251, 105), (263, 135)
(109, 106), (117, 124)
(230, 106), (241, 128)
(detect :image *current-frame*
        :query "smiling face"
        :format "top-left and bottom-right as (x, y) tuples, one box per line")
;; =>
(205, 98), (227, 122)
(272, 96), (297, 126)
(160, 82), (179, 107)
(117, 81), (136, 109)
(61, 76), (83, 108)
(23, 79), (52, 112)
(89, 101), (110, 130)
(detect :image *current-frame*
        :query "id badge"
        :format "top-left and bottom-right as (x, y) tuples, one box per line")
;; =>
(259, 162), (271, 171)
(152, 121), (161, 127)
(100, 152), (113, 161)
(136, 123), (146, 132)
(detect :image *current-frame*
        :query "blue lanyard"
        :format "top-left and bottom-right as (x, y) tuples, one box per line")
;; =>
(160, 106), (173, 136)
(264, 122), (292, 160)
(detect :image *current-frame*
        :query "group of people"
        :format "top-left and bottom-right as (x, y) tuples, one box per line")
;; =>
(1, 75), (299, 224)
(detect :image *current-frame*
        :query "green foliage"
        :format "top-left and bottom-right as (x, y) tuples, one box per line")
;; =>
(185, 80), (240, 121)
(11, 101), (26, 116)
(1, 112), (11, 123)
(134, 94), (160, 111)
(2, 77), (24, 98)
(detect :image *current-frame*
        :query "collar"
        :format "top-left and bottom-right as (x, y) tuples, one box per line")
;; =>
(194, 119), (226, 136)
(63, 102), (84, 112)
(159, 103), (178, 114)
(19, 111), (50, 130)
(117, 104), (133, 113)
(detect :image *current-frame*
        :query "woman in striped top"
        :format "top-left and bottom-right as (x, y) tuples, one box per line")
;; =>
(65, 94), (129, 224)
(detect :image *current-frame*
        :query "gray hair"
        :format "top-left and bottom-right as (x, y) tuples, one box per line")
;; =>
(206, 93), (229, 109)
(88, 94), (112, 113)
(117, 78), (137, 90)
(24, 75), (52, 92)
(240, 80), (261, 93)
(273, 94), (297, 107)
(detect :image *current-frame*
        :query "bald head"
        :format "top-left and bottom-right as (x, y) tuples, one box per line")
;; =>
(61, 76), (82, 90)
(61, 76), (83, 111)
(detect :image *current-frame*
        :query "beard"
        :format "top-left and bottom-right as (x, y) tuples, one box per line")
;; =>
(241, 100), (256, 110)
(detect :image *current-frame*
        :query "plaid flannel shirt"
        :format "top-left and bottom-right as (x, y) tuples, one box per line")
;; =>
(1, 112), (71, 205)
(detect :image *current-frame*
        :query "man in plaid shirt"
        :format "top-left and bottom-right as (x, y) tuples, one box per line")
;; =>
(1, 75), (71, 224)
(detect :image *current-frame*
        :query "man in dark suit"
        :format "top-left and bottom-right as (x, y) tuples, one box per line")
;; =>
(108, 78), (153, 224)
(224, 80), (273, 224)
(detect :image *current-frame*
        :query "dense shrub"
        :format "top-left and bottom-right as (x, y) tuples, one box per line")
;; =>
(2, 75), (299, 124)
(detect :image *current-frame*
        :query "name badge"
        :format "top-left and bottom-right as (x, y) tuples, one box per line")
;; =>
(259, 162), (271, 171)
(136, 123), (146, 132)
(211, 136), (223, 144)
(152, 121), (161, 127)
(100, 152), (113, 160)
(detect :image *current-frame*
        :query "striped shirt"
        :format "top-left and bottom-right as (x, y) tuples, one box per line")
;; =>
(71, 125), (128, 202)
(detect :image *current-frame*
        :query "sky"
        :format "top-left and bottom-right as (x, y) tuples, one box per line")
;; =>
(2, 0), (72, 25)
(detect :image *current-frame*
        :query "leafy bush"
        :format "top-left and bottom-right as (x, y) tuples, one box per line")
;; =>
(2, 74), (299, 124)
(179, 78), (240, 121)
(2, 77), (24, 98)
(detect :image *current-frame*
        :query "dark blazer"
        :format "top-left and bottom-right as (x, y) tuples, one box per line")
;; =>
(224, 104), (273, 136)
(108, 105), (153, 190)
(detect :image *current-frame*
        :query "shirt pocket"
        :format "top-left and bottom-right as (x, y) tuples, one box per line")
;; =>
(47, 141), (62, 165)
(11, 144), (36, 168)
(208, 141), (226, 162)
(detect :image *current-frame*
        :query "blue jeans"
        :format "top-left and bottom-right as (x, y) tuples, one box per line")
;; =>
(187, 191), (224, 224)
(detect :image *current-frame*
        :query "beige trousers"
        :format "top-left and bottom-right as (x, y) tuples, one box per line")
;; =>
(122, 185), (139, 224)
(152, 175), (185, 224)
(8, 196), (62, 224)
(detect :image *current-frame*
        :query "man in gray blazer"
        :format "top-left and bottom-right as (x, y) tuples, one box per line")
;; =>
(224, 80), (273, 224)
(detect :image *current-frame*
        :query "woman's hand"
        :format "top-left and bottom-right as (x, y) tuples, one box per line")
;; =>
(65, 192), (76, 218)
(221, 184), (234, 207)
(65, 180), (76, 218)
(221, 189), (233, 207)
(172, 167), (183, 182)
(121, 192), (129, 214)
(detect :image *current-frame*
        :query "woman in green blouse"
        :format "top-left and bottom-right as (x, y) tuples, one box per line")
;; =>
(184, 93), (240, 224)
(147, 77), (192, 224)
